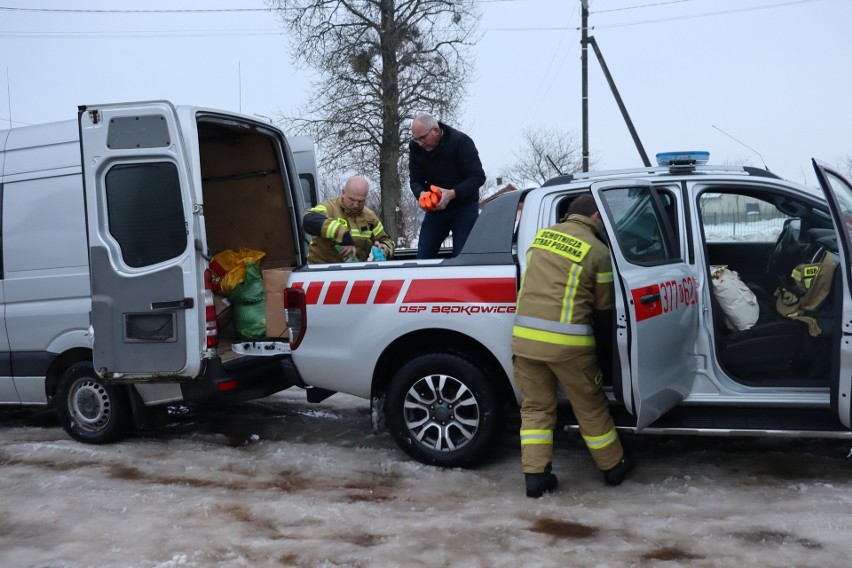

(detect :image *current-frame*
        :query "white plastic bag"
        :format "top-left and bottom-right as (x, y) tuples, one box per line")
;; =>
(710, 265), (759, 331)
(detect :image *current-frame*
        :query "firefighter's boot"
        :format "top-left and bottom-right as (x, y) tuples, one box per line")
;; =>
(603, 454), (635, 486)
(525, 463), (558, 498)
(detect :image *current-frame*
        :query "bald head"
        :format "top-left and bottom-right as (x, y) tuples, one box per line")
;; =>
(342, 176), (369, 213)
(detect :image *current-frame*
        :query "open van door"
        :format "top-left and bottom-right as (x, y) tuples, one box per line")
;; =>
(591, 180), (699, 429)
(811, 159), (852, 429)
(79, 101), (202, 380)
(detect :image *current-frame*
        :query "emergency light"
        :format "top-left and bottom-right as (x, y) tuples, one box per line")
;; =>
(656, 151), (709, 170)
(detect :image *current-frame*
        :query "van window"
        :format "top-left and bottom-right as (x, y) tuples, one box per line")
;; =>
(105, 162), (187, 268)
(299, 173), (317, 208)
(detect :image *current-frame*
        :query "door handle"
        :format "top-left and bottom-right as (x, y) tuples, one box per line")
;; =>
(151, 298), (194, 310)
(640, 293), (660, 305)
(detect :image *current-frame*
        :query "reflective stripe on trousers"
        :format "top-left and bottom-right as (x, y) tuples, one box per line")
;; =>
(583, 428), (618, 451)
(514, 352), (624, 473)
(520, 429), (553, 446)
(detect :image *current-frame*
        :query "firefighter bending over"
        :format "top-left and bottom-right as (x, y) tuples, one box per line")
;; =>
(303, 175), (394, 264)
(512, 193), (634, 498)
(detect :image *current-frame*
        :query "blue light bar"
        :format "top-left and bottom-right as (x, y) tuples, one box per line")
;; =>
(656, 151), (709, 168)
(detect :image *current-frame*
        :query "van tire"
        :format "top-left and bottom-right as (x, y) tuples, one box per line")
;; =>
(56, 362), (132, 444)
(385, 353), (502, 468)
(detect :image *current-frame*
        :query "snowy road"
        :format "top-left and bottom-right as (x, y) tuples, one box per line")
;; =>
(1, 389), (850, 568)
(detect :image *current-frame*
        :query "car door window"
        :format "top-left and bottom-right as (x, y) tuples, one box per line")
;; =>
(699, 192), (787, 244)
(599, 187), (679, 265)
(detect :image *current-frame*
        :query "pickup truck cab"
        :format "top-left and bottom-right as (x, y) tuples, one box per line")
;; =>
(281, 153), (852, 467)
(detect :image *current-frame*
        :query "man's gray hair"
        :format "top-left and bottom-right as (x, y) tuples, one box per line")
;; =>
(413, 114), (438, 130)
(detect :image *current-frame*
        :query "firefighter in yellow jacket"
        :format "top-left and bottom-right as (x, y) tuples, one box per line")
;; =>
(304, 176), (394, 264)
(512, 194), (634, 498)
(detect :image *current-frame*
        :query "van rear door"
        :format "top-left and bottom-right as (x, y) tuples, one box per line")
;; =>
(811, 159), (852, 429)
(591, 180), (698, 429)
(79, 101), (202, 380)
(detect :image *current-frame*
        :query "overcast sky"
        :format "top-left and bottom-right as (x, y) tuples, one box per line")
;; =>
(1, 0), (849, 188)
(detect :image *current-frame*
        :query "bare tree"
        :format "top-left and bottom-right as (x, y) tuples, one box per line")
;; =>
(503, 126), (586, 188)
(266, 0), (480, 245)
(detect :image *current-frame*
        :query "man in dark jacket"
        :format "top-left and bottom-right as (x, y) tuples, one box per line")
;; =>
(409, 114), (486, 259)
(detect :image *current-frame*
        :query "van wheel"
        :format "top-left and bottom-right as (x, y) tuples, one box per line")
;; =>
(55, 362), (131, 444)
(385, 353), (502, 468)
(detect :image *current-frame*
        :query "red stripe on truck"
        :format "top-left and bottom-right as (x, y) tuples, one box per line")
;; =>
(305, 281), (324, 305)
(324, 281), (347, 304)
(403, 278), (516, 303)
(349, 280), (374, 304)
(374, 280), (404, 304)
(292, 277), (517, 305)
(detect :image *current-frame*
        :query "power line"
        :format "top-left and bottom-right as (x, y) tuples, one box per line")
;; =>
(0, 6), (272, 14)
(482, 0), (829, 32)
(593, 0), (829, 29)
(593, 0), (699, 14)
(0, 29), (283, 39)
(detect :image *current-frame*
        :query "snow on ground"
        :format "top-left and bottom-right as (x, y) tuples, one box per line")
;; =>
(1, 389), (850, 568)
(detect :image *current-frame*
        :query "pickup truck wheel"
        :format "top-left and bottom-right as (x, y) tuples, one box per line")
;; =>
(55, 362), (132, 444)
(386, 353), (501, 468)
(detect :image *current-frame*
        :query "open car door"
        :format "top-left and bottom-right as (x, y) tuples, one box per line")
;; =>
(591, 180), (699, 429)
(811, 159), (852, 429)
(79, 101), (202, 380)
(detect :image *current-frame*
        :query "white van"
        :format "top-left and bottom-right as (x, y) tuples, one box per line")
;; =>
(0, 100), (311, 443)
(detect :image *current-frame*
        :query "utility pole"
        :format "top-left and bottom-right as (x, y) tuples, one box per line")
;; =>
(581, 0), (589, 172)
(589, 37), (651, 167)
(579, 1), (651, 170)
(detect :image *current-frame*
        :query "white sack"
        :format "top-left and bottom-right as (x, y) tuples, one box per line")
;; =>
(710, 265), (759, 331)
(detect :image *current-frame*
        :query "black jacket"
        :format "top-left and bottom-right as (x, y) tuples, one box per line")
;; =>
(409, 122), (486, 211)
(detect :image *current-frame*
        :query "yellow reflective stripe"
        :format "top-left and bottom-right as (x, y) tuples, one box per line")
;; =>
(561, 263), (582, 323)
(520, 429), (553, 445)
(597, 271), (613, 284)
(582, 428), (618, 450)
(350, 229), (373, 238)
(513, 325), (596, 346)
(323, 218), (347, 240)
(531, 228), (591, 262)
(371, 223), (385, 238)
(309, 204), (328, 214)
(514, 315), (593, 335)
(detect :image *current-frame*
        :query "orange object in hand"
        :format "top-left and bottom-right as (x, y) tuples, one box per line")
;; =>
(419, 186), (442, 211)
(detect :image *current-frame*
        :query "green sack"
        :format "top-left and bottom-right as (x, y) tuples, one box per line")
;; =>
(228, 261), (266, 339)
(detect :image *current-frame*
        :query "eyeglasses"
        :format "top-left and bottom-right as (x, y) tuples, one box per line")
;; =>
(411, 128), (434, 144)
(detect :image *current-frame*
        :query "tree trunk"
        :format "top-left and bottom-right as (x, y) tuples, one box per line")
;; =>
(379, 0), (403, 244)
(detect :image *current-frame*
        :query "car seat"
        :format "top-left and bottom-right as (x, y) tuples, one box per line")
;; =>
(710, 283), (804, 380)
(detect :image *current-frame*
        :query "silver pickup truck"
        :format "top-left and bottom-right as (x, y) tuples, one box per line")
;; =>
(276, 152), (852, 467)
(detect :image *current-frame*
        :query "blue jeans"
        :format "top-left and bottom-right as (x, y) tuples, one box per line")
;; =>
(417, 201), (479, 259)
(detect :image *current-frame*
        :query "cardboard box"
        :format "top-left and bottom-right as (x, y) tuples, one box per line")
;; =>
(263, 267), (293, 338)
(213, 294), (233, 329)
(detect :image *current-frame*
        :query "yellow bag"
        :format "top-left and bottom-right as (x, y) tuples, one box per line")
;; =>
(209, 247), (266, 295)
